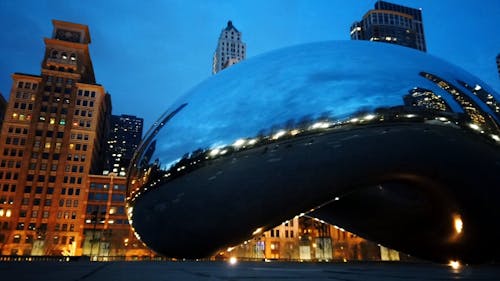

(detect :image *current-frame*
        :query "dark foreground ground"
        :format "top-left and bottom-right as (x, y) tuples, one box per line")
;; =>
(0, 261), (499, 281)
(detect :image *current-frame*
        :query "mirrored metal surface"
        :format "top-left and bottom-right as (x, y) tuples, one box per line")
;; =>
(127, 41), (500, 263)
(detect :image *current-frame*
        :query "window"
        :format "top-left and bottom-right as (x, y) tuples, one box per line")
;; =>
(13, 235), (21, 243)
(112, 194), (125, 202)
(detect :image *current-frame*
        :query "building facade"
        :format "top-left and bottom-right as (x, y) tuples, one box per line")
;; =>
(350, 1), (426, 52)
(82, 174), (153, 260)
(212, 21), (246, 74)
(223, 217), (383, 262)
(104, 114), (143, 177)
(0, 20), (111, 256)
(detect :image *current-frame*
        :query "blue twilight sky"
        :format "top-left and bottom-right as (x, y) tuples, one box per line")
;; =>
(0, 0), (499, 131)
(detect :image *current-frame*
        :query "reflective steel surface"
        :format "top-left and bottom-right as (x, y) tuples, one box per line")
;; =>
(127, 41), (500, 263)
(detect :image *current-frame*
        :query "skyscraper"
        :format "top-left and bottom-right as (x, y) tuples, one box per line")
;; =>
(212, 21), (246, 74)
(0, 20), (111, 256)
(350, 1), (426, 52)
(104, 114), (143, 176)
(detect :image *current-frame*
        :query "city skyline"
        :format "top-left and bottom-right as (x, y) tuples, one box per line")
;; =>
(0, 0), (499, 131)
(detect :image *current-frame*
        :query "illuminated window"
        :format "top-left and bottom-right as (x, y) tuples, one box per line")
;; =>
(49, 118), (56, 124)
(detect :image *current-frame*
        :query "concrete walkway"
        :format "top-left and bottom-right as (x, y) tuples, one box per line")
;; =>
(0, 261), (499, 281)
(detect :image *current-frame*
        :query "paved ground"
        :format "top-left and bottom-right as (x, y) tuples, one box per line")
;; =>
(0, 261), (499, 281)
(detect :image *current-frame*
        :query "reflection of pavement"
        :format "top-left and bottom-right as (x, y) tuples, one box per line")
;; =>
(1, 261), (499, 280)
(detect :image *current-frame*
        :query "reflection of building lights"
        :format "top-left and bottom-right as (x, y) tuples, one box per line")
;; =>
(233, 139), (246, 148)
(310, 122), (330, 129)
(449, 260), (461, 270)
(227, 247), (234, 252)
(437, 117), (448, 122)
(252, 227), (263, 235)
(272, 130), (287, 140)
(209, 148), (221, 157)
(364, 114), (376, 120)
(290, 129), (300, 136)
(468, 123), (481, 131)
(229, 257), (238, 265)
(248, 139), (257, 145)
(474, 84), (482, 91)
(454, 215), (463, 234)
(350, 118), (359, 123)
(405, 114), (417, 118)
(491, 134), (500, 142)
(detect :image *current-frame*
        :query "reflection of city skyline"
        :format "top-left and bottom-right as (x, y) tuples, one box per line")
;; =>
(129, 70), (500, 202)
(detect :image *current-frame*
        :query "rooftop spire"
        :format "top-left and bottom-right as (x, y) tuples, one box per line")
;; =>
(225, 20), (239, 32)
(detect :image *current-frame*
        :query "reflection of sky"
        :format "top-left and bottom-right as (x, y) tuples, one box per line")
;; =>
(142, 41), (500, 168)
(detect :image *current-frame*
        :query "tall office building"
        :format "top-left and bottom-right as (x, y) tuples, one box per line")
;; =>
(0, 20), (111, 256)
(350, 1), (426, 52)
(104, 114), (143, 176)
(212, 21), (246, 74)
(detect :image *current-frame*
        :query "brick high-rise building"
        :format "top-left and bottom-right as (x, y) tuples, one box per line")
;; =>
(212, 21), (246, 74)
(350, 1), (426, 52)
(0, 20), (111, 256)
